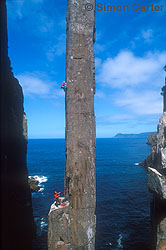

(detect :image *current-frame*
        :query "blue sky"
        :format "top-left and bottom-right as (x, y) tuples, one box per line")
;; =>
(7, 0), (166, 138)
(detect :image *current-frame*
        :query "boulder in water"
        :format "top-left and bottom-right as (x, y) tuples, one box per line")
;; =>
(28, 177), (40, 192)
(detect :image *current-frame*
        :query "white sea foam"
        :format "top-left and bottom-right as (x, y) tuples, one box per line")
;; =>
(29, 175), (48, 184)
(40, 218), (48, 231)
(134, 163), (139, 166)
(29, 175), (48, 192)
(34, 217), (48, 235)
(106, 234), (123, 249)
(117, 233), (123, 249)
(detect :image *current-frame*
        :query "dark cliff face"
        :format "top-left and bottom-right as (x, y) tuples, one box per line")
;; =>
(0, 1), (33, 249)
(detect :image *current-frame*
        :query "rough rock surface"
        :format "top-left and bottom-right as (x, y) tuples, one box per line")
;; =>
(140, 79), (166, 249)
(48, 202), (71, 250)
(156, 113), (166, 170)
(48, 0), (96, 249)
(23, 112), (28, 143)
(146, 113), (166, 197)
(0, 1), (34, 249)
(147, 168), (166, 200)
(147, 113), (166, 250)
(28, 177), (40, 193)
(150, 197), (166, 250)
(140, 113), (166, 172)
(147, 133), (157, 146)
(157, 218), (166, 250)
(161, 76), (166, 112)
(139, 146), (158, 169)
(64, 0), (96, 248)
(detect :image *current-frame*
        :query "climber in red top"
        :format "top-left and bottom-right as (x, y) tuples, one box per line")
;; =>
(61, 81), (67, 91)
(54, 191), (61, 207)
(54, 191), (60, 200)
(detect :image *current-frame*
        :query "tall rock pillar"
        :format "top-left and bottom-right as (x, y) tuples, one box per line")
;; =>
(65, 0), (96, 249)
(48, 1), (96, 249)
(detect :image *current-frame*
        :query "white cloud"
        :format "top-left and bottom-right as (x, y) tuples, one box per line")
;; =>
(99, 114), (133, 122)
(7, 0), (54, 35)
(51, 89), (65, 98)
(7, 0), (44, 19)
(95, 43), (106, 54)
(95, 90), (105, 98)
(141, 29), (153, 43)
(130, 29), (154, 47)
(97, 50), (166, 88)
(97, 114), (134, 126)
(17, 74), (51, 95)
(39, 14), (54, 33)
(95, 57), (102, 69)
(96, 50), (166, 116)
(17, 73), (64, 98)
(7, 0), (24, 19)
(114, 89), (162, 115)
(46, 34), (66, 61)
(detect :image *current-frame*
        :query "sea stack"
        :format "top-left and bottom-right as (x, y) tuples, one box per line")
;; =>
(48, 0), (96, 249)
(65, 0), (96, 248)
(0, 0), (33, 249)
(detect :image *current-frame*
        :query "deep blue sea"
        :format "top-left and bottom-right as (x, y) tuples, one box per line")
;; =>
(27, 138), (152, 250)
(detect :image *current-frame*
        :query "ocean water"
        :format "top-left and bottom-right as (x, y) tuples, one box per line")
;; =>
(27, 138), (152, 250)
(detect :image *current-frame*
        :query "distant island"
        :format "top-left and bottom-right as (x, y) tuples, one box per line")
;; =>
(114, 132), (155, 138)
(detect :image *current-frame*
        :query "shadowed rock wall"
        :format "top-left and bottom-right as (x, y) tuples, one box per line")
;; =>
(0, 1), (33, 249)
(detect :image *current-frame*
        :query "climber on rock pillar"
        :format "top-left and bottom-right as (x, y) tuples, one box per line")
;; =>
(48, 1), (96, 249)
(65, 0), (96, 249)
